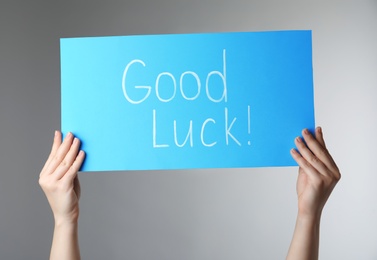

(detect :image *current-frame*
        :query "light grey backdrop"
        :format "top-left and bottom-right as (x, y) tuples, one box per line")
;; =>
(1, 1), (376, 259)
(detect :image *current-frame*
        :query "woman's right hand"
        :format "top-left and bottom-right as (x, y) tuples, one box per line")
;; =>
(39, 131), (85, 225)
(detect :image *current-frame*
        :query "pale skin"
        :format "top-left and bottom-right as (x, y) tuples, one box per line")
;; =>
(39, 127), (339, 260)
(39, 131), (85, 260)
(286, 127), (341, 260)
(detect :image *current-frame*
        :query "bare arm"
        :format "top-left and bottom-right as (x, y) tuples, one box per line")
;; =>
(39, 131), (85, 260)
(286, 127), (341, 260)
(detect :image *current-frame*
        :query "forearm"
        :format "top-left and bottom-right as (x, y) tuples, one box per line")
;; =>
(50, 220), (80, 260)
(286, 214), (320, 260)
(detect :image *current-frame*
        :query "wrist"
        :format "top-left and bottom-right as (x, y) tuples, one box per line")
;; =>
(54, 215), (79, 229)
(53, 207), (79, 227)
(54, 220), (78, 229)
(53, 220), (79, 238)
(296, 211), (321, 227)
(297, 205), (323, 222)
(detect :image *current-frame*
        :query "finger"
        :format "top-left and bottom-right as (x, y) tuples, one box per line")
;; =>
(52, 137), (82, 180)
(40, 131), (62, 176)
(294, 136), (330, 176)
(315, 127), (326, 148)
(43, 132), (75, 176)
(290, 148), (320, 179)
(62, 150), (85, 184)
(302, 128), (338, 173)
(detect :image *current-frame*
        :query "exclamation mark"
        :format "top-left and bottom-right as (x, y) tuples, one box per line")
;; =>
(247, 105), (251, 146)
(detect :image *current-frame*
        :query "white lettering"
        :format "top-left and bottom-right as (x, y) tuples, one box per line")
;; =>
(180, 71), (201, 101)
(122, 59), (152, 104)
(201, 118), (217, 147)
(173, 120), (193, 147)
(206, 49), (227, 103)
(155, 72), (177, 102)
(225, 107), (241, 146)
(153, 109), (169, 148)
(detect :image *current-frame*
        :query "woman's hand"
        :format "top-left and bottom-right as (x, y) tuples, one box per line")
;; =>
(290, 127), (341, 219)
(39, 131), (85, 225)
(287, 127), (341, 260)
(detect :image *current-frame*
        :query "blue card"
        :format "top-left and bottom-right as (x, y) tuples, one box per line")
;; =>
(61, 30), (315, 171)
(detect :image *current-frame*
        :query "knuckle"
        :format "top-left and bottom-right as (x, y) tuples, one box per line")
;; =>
(39, 177), (55, 191)
(53, 154), (64, 164)
(300, 158), (311, 169)
(38, 177), (45, 187)
(310, 156), (320, 164)
(59, 160), (69, 168)
(66, 168), (77, 178)
(334, 171), (341, 181)
(317, 147), (328, 158)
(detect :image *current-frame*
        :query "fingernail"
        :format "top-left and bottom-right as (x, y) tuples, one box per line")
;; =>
(296, 137), (302, 143)
(304, 129), (309, 135)
(73, 137), (78, 144)
(317, 126), (322, 134)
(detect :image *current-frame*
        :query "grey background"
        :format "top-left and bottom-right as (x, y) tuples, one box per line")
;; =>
(1, 0), (376, 259)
